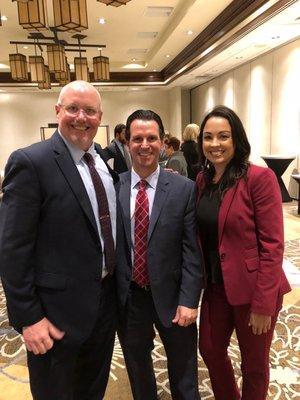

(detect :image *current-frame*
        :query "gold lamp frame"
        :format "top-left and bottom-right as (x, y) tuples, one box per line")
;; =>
(53, 0), (88, 32)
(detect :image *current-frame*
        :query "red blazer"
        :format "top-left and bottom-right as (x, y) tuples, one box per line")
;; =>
(196, 164), (291, 316)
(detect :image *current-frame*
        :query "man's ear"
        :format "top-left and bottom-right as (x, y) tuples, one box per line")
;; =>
(55, 104), (60, 118)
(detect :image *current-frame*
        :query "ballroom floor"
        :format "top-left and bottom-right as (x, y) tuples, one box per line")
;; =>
(0, 201), (299, 400)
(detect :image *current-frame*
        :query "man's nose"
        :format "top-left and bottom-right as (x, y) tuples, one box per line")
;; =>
(141, 138), (149, 147)
(76, 109), (87, 119)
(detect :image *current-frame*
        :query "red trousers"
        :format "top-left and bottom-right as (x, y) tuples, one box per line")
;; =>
(199, 284), (281, 400)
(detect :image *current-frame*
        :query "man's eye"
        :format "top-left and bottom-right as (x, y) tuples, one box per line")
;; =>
(85, 108), (97, 116)
(148, 137), (158, 142)
(67, 105), (78, 113)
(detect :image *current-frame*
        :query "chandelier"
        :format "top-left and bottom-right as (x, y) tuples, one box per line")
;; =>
(9, 0), (112, 89)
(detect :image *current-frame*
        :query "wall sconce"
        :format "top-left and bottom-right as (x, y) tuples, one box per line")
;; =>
(53, 0), (88, 31)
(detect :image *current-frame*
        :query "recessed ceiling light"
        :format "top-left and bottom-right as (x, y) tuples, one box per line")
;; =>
(98, 18), (105, 25)
(187, 30), (193, 35)
(166, 54), (170, 58)
(0, 63), (9, 69)
(23, 46), (29, 49)
(1, 15), (8, 22)
(153, 69), (157, 72)
(132, 58), (136, 61)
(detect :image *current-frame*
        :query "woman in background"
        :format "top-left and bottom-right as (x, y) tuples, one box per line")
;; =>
(181, 123), (200, 180)
(196, 105), (291, 400)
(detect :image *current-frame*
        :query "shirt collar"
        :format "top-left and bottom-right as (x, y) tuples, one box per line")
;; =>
(59, 130), (95, 164)
(131, 166), (160, 190)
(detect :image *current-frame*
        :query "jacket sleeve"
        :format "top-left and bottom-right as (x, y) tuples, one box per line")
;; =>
(0, 150), (44, 331)
(249, 168), (284, 316)
(178, 181), (205, 308)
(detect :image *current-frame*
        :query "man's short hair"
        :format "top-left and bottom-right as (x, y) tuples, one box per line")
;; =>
(166, 137), (180, 151)
(125, 109), (165, 141)
(114, 124), (126, 138)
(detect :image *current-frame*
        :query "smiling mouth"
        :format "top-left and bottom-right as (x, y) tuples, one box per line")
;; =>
(72, 125), (89, 131)
(210, 150), (224, 157)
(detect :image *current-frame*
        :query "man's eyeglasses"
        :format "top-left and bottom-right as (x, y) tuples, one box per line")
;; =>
(59, 104), (99, 117)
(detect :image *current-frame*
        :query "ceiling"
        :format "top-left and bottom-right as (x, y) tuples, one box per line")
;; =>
(0, 0), (299, 92)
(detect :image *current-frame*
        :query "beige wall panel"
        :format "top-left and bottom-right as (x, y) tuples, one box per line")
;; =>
(219, 72), (234, 108)
(191, 80), (220, 125)
(233, 64), (251, 135)
(167, 87), (182, 137)
(271, 40), (300, 195)
(249, 53), (273, 166)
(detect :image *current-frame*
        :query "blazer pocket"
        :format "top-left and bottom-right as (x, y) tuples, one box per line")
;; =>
(35, 272), (68, 290)
(245, 257), (259, 272)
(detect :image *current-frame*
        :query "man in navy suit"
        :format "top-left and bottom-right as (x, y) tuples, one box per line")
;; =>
(116, 109), (204, 399)
(102, 123), (131, 173)
(0, 81), (118, 400)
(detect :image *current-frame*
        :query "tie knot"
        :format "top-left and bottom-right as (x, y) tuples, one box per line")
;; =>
(139, 180), (147, 191)
(83, 152), (94, 166)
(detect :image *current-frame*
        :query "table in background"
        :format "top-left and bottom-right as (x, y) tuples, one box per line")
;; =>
(291, 174), (300, 215)
(261, 155), (295, 202)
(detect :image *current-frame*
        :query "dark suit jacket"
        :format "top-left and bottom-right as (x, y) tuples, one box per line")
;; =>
(196, 164), (291, 316)
(115, 168), (204, 327)
(102, 141), (128, 174)
(0, 131), (118, 342)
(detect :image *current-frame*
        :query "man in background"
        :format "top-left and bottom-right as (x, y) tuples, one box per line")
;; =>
(0, 81), (118, 400)
(116, 109), (204, 399)
(165, 136), (188, 177)
(103, 123), (131, 173)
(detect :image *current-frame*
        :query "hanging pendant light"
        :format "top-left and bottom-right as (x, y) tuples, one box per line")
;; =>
(47, 44), (66, 72)
(74, 56), (89, 81)
(16, 0), (47, 31)
(29, 41), (45, 82)
(55, 58), (71, 85)
(9, 45), (28, 81)
(38, 65), (51, 89)
(97, 0), (132, 7)
(53, 0), (88, 32)
(93, 50), (110, 81)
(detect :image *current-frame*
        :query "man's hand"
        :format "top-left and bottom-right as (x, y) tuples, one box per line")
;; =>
(172, 305), (198, 327)
(23, 317), (65, 355)
(248, 312), (271, 335)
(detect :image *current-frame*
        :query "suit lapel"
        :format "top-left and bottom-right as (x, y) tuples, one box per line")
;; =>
(148, 170), (170, 242)
(218, 182), (239, 245)
(94, 142), (119, 184)
(51, 131), (98, 236)
(119, 172), (132, 248)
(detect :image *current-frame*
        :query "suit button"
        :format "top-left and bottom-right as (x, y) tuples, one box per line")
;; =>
(220, 253), (226, 261)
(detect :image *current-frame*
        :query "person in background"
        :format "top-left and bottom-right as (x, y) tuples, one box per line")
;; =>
(196, 105), (291, 400)
(181, 123), (200, 180)
(165, 137), (188, 177)
(116, 109), (204, 400)
(103, 123), (131, 173)
(0, 81), (118, 400)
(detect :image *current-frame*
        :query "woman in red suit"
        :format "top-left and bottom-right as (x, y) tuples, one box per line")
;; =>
(196, 106), (291, 400)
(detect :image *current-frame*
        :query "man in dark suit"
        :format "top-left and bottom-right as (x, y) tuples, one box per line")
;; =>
(116, 109), (204, 399)
(102, 123), (131, 173)
(0, 81), (118, 400)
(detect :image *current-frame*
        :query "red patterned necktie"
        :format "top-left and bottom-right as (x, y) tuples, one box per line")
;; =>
(83, 152), (116, 274)
(133, 180), (149, 287)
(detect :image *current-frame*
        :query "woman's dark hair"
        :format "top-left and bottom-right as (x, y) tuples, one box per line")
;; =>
(198, 105), (251, 193)
(125, 109), (165, 141)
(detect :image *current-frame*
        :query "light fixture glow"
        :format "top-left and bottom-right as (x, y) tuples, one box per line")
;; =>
(98, 18), (105, 25)
(166, 54), (170, 58)
(187, 30), (193, 35)
(1, 15), (8, 21)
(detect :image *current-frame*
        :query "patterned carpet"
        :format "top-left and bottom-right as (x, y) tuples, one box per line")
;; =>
(0, 209), (299, 399)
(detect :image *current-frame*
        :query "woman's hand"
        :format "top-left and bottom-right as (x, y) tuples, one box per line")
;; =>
(248, 312), (271, 335)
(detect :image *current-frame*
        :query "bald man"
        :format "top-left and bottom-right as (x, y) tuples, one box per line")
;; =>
(0, 81), (119, 400)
